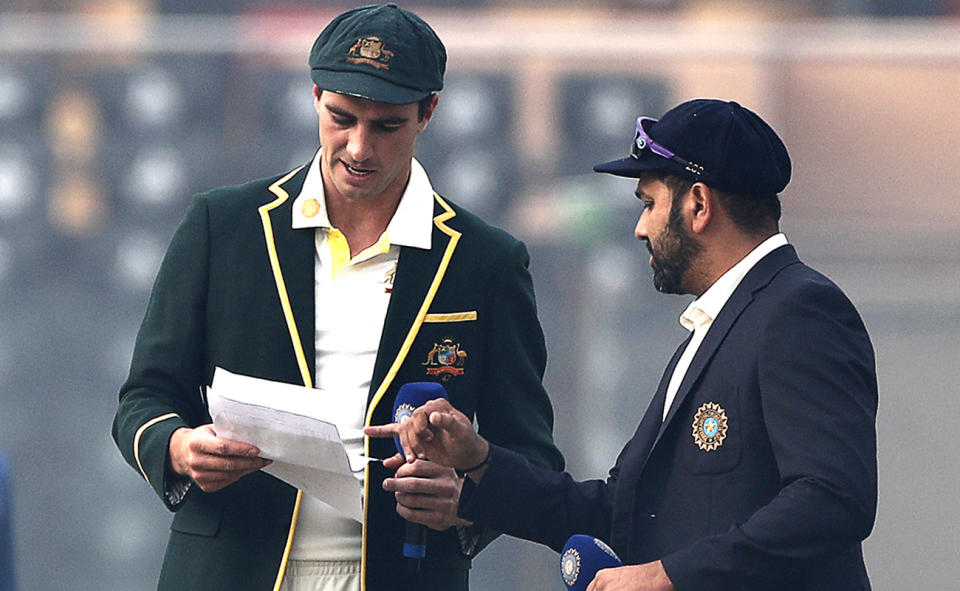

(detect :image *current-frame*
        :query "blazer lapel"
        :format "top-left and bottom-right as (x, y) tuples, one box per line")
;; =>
(259, 165), (316, 388)
(365, 195), (460, 423)
(632, 337), (688, 463)
(610, 337), (688, 552)
(653, 245), (800, 444)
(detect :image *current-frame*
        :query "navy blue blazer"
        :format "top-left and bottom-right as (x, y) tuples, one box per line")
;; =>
(460, 245), (878, 590)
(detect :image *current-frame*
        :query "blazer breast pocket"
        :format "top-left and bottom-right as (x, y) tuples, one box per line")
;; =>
(687, 391), (742, 475)
(170, 496), (223, 537)
(423, 311), (477, 323)
(415, 311), (480, 390)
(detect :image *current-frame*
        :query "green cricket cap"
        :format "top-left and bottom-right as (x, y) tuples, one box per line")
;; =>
(309, 3), (446, 105)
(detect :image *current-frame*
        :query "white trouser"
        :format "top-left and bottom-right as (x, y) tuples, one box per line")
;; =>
(279, 559), (361, 591)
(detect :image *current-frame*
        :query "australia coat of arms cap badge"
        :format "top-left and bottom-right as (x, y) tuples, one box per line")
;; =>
(346, 36), (394, 70)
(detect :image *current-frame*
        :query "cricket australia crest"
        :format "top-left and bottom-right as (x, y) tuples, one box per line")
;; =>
(692, 402), (728, 452)
(423, 338), (467, 381)
(346, 36), (394, 70)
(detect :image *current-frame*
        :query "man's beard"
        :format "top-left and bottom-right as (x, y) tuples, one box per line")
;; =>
(649, 206), (702, 295)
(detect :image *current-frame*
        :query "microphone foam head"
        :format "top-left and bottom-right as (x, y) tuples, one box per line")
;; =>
(392, 382), (447, 453)
(560, 535), (622, 591)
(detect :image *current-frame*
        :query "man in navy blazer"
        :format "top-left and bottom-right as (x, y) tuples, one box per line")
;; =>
(369, 99), (878, 590)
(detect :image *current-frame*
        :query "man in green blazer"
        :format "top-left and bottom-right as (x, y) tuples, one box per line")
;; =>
(112, 5), (563, 591)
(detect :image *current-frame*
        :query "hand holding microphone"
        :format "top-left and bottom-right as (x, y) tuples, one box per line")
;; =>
(560, 535), (622, 591)
(389, 381), (449, 457)
(368, 382), (473, 561)
(387, 382), (447, 560)
(560, 534), (675, 591)
(366, 394), (489, 474)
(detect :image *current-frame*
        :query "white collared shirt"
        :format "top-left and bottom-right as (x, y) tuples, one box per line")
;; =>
(661, 233), (788, 421)
(291, 150), (434, 249)
(288, 149), (435, 561)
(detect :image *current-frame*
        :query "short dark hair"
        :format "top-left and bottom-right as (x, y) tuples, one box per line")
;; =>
(714, 189), (781, 237)
(638, 170), (780, 236)
(417, 94), (435, 121)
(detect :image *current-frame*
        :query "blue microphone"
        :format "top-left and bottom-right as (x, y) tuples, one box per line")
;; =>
(560, 535), (622, 591)
(392, 382), (448, 560)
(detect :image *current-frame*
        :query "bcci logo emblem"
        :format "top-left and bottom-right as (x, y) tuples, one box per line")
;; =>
(692, 402), (728, 452)
(422, 338), (467, 382)
(394, 402), (415, 424)
(346, 36), (394, 70)
(560, 547), (581, 586)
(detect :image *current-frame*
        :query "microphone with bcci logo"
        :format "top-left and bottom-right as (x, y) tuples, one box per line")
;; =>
(392, 382), (448, 561)
(560, 535), (622, 591)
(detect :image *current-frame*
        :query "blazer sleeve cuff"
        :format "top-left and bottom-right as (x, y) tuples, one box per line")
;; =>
(660, 552), (694, 591)
(458, 444), (524, 525)
(132, 413), (189, 510)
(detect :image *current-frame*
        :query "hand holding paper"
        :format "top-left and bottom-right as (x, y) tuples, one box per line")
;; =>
(206, 367), (373, 521)
(168, 424), (271, 493)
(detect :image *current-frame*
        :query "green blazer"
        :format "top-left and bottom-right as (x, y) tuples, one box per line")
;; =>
(112, 164), (564, 591)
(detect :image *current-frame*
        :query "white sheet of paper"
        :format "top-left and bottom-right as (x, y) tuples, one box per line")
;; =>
(207, 367), (368, 521)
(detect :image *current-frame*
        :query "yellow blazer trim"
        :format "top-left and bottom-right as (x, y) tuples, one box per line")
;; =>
(360, 193), (461, 587)
(133, 412), (179, 485)
(259, 166), (311, 389)
(423, 311), (477, 323)
(259, 167), (312, 591)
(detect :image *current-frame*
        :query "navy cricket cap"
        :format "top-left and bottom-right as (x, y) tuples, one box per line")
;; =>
(309, 3), (446, 105)
(594, 99), (791, 197)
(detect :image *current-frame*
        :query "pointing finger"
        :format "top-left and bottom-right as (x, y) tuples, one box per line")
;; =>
(363, 424), (399, 439)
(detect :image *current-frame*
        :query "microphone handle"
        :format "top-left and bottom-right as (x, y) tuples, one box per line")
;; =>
(403, 521), (427, 559)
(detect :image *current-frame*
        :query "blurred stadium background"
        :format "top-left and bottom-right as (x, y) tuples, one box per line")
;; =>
(1, 1), (958, 589)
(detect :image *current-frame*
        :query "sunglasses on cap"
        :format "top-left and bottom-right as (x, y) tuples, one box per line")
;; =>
(631, 117), (706, 178)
